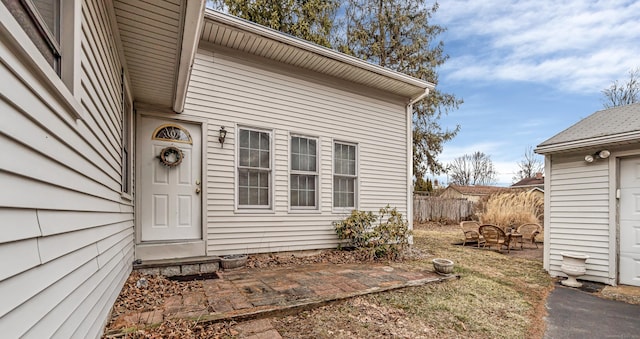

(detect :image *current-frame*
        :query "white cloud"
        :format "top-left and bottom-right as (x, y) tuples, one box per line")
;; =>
(435, 0), (640, 93)
(436, 141), (504, 163)
(493, 160), (519, 186)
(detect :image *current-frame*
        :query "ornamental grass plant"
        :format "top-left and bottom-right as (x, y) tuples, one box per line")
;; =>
(480, 191), (543, 228)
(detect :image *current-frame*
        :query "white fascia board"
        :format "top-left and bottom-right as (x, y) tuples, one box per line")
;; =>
(203, 9), (434, 93)
(535, 131), (640, 154)
(174, 0), (206, 113)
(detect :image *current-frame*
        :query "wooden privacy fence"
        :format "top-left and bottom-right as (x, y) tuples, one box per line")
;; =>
(413, 196), (475, 223)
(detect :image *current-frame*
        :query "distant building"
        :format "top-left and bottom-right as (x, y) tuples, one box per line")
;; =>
(511, 172), (544, 190)
(439, 185), (510, 203)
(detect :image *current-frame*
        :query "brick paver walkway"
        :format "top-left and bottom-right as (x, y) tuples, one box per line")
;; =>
(110, 263), (455, 338)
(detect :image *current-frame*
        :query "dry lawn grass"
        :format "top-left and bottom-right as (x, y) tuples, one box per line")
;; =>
(272, 223), (554, 339)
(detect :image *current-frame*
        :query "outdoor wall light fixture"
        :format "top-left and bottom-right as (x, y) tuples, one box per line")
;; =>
(584, 150), (610, 163)
(219, 126), (227, 147)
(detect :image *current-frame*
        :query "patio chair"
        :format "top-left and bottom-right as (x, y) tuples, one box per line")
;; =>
(460, 221), (484, 247)
(517, 223), (542, 248)
(478, 224), (510, 253)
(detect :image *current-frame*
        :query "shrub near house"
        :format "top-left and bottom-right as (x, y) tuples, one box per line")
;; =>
(334, 206), (411, 260)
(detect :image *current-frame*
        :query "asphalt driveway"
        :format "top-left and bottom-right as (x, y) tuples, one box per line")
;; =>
(545, 285), (640, 339)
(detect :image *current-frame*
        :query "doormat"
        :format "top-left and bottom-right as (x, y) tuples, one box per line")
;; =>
(167, 271), (221, 282)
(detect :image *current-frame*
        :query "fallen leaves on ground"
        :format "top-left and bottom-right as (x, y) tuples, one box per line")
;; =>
(107, 271), (204, 323)
(104, 222), (552, 338)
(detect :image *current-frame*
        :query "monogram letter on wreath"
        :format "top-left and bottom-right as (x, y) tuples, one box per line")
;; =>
(158, 146), (184, 167)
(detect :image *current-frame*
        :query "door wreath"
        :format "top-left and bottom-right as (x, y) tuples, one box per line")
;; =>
(159, 146), (184, 167)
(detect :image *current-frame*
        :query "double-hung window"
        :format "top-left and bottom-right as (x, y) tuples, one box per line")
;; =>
(6, 0), (62, 73)
(290, 136), (318, 209)
(333, 142), (357, 209)
(238, 128), (271, 208)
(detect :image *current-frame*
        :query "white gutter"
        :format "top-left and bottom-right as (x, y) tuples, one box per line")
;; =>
(535, 130), (640, 154)
(204, 10), (435, 91)
(406, 88), (431, 233)
(173, 0), (206, 113)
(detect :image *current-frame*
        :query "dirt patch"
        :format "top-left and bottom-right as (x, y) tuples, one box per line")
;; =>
(600, 285), (640, 305)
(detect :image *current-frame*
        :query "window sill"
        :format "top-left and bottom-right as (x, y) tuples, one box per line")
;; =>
(234, 209), (275, 215)
(120, 192), (133, 202)
(288, 209), (322, 214)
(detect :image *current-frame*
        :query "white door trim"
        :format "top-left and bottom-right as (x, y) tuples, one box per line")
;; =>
(134, 112), (208, 260)
(617, 154), (640, 286)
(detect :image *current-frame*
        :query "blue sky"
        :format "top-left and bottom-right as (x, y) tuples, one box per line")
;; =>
(429, 0), (640, 186)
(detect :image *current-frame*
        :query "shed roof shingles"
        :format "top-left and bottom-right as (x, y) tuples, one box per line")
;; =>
(538, 103), (640, 147)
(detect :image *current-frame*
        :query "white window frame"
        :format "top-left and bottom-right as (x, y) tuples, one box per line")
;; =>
(17, 0), (62, 72)
(1, 0), (84, 119)
(333, 141), (358, 211)
(120, 68), (133, 199)
(236, 126), (273, 210)
(289, 134), (319, 211)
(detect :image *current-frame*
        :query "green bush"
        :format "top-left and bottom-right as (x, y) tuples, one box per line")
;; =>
(333, 206), (411, 260)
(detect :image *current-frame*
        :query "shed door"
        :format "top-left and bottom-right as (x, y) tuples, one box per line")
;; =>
(619, 157), (640, 286)
(138, 117), (202, 241)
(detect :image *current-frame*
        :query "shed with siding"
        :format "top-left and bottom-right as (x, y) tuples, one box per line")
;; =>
(2, 2), (433, 336)
(536, 103), (640, 286)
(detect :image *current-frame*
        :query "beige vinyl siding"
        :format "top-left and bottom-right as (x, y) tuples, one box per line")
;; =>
(185, 47), (409, 255)
(0, 1), (132, 338)
(547, 153), (611, 284)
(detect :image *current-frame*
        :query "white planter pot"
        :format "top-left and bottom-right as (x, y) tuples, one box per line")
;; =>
(221, 254), (247, 270)
(560, 252), (589, 287)
(432, 258), (454, 276)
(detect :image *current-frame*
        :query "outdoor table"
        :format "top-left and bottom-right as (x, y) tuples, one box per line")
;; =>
(507, 232), (523, 250)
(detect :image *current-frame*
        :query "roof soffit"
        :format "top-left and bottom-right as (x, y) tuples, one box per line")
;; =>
(113, 0), (205, 110)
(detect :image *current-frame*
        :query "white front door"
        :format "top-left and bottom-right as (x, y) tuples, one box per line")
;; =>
(619, 157), (640, 286)
(138, 116), (202, 241)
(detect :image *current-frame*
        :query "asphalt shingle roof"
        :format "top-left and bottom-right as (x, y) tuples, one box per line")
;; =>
(511, 176), (544, 188)
(447, 185), (510, 195)
(538, 103), (640, 147)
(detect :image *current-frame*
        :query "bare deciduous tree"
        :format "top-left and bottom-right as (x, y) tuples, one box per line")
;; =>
(448, 151), (497, 186)
(602, 67), (640, 108)
(512, 146), (544, 183)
